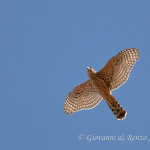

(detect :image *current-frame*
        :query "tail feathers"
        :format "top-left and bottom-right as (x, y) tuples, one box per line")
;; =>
(106, 95), (127, 120)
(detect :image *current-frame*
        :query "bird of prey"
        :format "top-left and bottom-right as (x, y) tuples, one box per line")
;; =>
(64, 48), (140, 120)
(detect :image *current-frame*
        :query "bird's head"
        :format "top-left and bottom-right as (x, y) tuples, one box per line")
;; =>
(87, 67), (96, 77)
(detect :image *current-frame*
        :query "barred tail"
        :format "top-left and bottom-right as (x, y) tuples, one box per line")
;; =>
(106, 95), (127, 120)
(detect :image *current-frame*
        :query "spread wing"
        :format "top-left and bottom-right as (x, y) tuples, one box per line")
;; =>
(64, 80), (103, 115)
(97, 48), (140, 91)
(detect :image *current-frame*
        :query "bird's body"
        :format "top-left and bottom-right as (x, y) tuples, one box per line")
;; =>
(87, 67), (127, 119)
(64, 48), (140, 120)
(87, 68), (110, 100)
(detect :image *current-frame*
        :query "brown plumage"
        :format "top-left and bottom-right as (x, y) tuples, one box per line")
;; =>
(64, 48), (140, 120)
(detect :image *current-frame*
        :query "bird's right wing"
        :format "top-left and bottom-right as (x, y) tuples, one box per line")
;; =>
(97, 48), (140, 91)
(64, 80), (103, 115)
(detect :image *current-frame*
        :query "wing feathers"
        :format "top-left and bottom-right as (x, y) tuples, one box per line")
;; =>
(64, 80), (103, 115)
(97, 48), (140, 91)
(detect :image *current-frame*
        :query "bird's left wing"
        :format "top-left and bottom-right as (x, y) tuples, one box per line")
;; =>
(64, 80), (103, 115)
(97, 48), (140, 91)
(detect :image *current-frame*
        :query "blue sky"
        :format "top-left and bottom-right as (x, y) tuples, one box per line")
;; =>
(0, 0), (150, 149)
